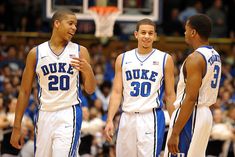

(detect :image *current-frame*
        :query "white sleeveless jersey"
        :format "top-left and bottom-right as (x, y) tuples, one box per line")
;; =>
(121, 48), (168, 112)
(174, 46), (221, 108)
(35, 41), (81, 111)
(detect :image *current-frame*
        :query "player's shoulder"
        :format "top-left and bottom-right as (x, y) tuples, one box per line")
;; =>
(38, 41), (49, 47)
(124, 48), (135, 54)
(79, 45), (88, 52)
(153, 49), (171, 59)
(186, 51), (205, 67)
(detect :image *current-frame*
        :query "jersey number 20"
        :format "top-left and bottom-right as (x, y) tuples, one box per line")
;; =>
(48, 75), (70, 90)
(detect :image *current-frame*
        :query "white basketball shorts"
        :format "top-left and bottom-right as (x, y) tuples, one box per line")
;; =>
(164, 106), (212, 157)
(116, 108), (165, 157)
(35, 104), (82, 157)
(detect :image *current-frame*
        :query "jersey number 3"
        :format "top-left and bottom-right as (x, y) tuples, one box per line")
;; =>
(211, 65), (220, 88)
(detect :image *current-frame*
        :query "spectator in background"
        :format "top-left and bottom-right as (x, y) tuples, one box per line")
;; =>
(0, 2), (7, 31)
(79, 106), (105, 156)
(178, 1), (202, 25)
(163, 8), (184, 36)
(206, 108), (233, 156)
(226, 0), (235, 38)
(104, 51), (119, 82)
(222, 107), (235, 157)
(1, 97), (33, 157)
(206, 0), (227, 37)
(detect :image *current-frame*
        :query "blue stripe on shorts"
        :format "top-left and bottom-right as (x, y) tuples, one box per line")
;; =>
(69, 105), (82, 157)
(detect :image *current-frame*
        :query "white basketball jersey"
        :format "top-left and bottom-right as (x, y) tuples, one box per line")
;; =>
(174, 46), (221, 108)
(35, 41), (81, 111)
(121, 48), (168, 112)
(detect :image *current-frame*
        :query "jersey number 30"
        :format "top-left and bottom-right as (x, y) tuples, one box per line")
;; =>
(48, 75), (70, 90)
(130, 81), (151, 97)
(211, 65), (220, 88)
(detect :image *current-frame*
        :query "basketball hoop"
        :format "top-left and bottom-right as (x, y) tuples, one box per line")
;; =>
(88, 6), (121, 38)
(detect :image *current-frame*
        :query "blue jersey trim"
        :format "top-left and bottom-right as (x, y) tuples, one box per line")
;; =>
(35, 46), (39, 72)
(199, 45), (213, 49)
(158, 78), (165, 108)
(36, 73), (42, 109)
(77, 74), (81, 105)
(121, 53), (125, 67)
(162, 53), (167, 77)
(135, 49), (156, 63)
(196, 51), (207, 78)
(78, 44), (80, 52)
(47, 41), (68, 57)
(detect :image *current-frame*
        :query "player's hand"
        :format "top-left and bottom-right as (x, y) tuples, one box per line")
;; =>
(10, 127), (25, 149)
(167, 133), (180, 155)
(70, 57), (92, 73)
(104, 121), (114, 142)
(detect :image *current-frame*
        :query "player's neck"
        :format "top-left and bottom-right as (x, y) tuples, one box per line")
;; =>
(49, 36), (68, 48)
(49, 38), (68, 54)
(137, 46), (153, 54)
(192, 41), (209, 50)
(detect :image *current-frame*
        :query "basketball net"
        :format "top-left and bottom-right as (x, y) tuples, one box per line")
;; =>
(88, 6), (121, 38)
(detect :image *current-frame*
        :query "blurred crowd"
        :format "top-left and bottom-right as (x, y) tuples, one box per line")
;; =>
(0, 0), (235, 157)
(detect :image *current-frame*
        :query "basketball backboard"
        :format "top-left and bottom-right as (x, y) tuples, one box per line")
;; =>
(45, 0), (161, 22)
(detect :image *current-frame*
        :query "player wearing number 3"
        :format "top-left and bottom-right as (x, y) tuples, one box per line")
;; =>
(104, 18), (176, 157)
(10, 9), (96, 157)
(164, 14), (222, 157)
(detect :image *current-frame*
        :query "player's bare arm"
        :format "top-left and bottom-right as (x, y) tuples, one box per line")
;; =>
(70, 46), (96, 94)
(10, 47), (36, 149)
(104, 54), (123, 142)
(164, 55), (176, 117)
(167, 52), (206, 155)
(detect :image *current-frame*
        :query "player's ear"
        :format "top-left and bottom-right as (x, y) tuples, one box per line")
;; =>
(134, 31), (138, 39)
(154, 32), (157, 41)
(54, 20), (60, 28)
(191, 29), (196, 37)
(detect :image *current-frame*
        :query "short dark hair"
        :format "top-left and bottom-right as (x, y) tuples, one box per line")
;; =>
(187, 14), (212, 40)
(51, 9), (75, 26)
(136, 18), (156, 32)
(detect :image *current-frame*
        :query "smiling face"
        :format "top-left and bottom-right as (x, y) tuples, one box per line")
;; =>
(54, 13), (77, 42)
(135, 24), (156, 51)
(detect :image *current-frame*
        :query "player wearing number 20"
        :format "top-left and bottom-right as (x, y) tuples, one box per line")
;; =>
(105, 18), (176, 157)
(10, 9), (96, 157)
(165, 14), (222, 157)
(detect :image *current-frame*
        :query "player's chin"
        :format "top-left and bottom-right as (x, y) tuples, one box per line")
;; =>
(142, 44), (151, 49)
(65, 35), (73, 41)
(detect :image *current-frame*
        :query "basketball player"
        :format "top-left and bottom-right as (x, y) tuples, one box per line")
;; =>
(10, 9), (96, 157)
(164, 14), (222, 157)
(104, 18), (176, 157)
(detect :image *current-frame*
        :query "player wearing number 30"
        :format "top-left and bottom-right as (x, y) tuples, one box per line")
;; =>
(164, 14), (222, 157)
(10, 9), (96, 157)
(105, 18), (176, 157)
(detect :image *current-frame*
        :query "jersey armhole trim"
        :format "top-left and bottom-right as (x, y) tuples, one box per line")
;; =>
(35, 46), (39, 72)
(121, 52), (125, 67)
(162, 53), (168, 77)
(77, 44), (80, 57)
(195, 51), (207, 79)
